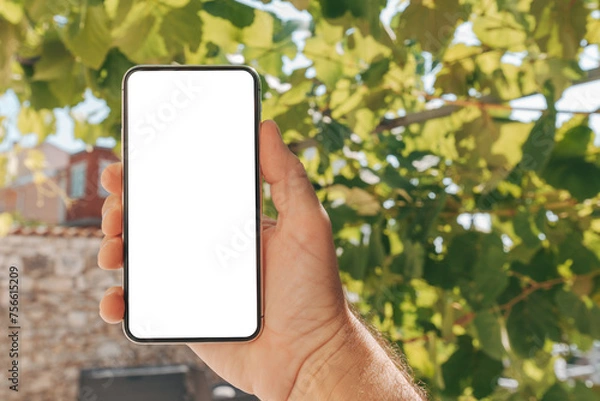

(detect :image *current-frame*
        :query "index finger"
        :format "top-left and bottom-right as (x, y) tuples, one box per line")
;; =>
(101, 162), (122, 196)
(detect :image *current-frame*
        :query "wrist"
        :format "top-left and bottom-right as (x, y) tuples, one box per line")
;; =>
(287, 307), (425, 401)
(286, 307), (356, 400)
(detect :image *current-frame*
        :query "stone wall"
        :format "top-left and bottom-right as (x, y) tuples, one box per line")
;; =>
(0, 232), (213, 401)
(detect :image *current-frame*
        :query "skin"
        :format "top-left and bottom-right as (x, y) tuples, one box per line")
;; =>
(98, 120), (426, 401)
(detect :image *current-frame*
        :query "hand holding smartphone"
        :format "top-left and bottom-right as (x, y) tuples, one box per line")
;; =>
(122, 66), (262, 342)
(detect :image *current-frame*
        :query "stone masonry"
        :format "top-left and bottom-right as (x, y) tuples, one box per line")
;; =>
(0, 232), (212, 401)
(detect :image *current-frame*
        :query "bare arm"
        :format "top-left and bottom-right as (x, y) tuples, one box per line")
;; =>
(288, 309), (427, 401)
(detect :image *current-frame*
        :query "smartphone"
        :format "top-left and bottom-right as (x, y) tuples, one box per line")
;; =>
(122, 65), (262, 342)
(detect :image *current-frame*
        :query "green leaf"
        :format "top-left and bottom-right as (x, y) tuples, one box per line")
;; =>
(443, 44), (482, 63)
(472, 258), (509, 309)
(541, 383), (569, 401)
(331, 85), (367, 119)
(62, 5), (111, 69)
(442, 335), (475, 396)
(558, 234), (599, 275)
(512, 247), (558, 282)
(542, 382), (600, 401)
(459, 234), (509, 309)
(587, 16), (600, 45)
(395, 0), (464, 54)
(317, 120), (351, 152)
(360, 57), (390, 88)
(328, 204), (360, 233)
(551, 124), (593, 159)
(539, 119), (600, 201)
(270, 101), (313, 138)
(382, 165), (413, 191)
(471, 352), (504, 399)
(111, 2), (153, 45)
(242, 10), (274, 48)
(304, 36), (343, 87)
(570, 383), (600, 401)
(368, 224), (386, 268)
(105, 0), (133, 24)
(112, 3), (168, 63)
(490, 62), (539, 100)
(447, 232), (479, 279)
(273, 19), (302, 44)
(28, 81), (62, 110)
(21, 0), (70, 22)
(327, 185), (381, 216)
(30, 33), (85, 106)
(95, 48), (135, 107)
(317, 0), (348, 19)
(286, 0), (309, 11)
(531, 0), (588, 60)
(282, 81), (314, 107)
(158, 0), (190, 6)
(423, 257), (455, 289)
(204, 0), (255, 28)
(347, 107), (378, 140)
(519, 107), (557, 172)
(391, 240), (425, 279)
(32, 37), (75, 81)
(17, 107), (56, 143)
(555, 290), (590, 334)
(474, 311), (504, 361)
(346, 29), (390, 64)
(0, 19), (20, 90)
(198, 10), (240, 54)
(47, 70), (86, 106)
(347, 0), (387, 20)
(159, 1), (203, 53)
(242, 11), (285, 76)
(513, 209), (541, 247)
(542, 158), (600, 202)
(534, 59), (584, 101)
(0, 0), (24, 24)
(73, 119), (105, 145)
(434, 59), (475, 97)
(339, 243), (369, 280)
(506, 292), (561, 357)
(473, 7), (527, 51)
(590, 306), (600, 338)
(441, 335), (503, 398)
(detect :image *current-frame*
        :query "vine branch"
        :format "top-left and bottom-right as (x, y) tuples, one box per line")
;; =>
(421, 94), (600, 116)
(399, 269), (600, 344)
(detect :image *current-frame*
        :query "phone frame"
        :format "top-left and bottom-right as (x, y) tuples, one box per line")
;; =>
(121, 65), (263, 343)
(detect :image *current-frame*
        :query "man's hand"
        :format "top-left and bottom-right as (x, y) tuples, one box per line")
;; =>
(98, 120), (426, 401)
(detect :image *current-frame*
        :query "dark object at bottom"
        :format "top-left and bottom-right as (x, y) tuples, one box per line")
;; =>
(78, 364), (210, 401)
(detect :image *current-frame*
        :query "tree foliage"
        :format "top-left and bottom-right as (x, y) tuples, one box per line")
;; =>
(1, 0), (600, 399)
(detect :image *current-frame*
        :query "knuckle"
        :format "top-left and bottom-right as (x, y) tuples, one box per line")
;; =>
(288, 157), (308, 179)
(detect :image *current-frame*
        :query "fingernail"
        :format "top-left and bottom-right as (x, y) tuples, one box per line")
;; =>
(273, 121), (282, 137)
(102, 207), (113, 219)
(105, 287), (121, 297)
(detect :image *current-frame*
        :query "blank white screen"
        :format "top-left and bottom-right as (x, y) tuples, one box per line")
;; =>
(124, 68), (259, 340)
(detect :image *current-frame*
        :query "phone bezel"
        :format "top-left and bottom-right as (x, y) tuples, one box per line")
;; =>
(121, 65), (263, 343)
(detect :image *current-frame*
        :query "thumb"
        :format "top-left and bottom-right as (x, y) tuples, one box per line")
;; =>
(260, 120), (323, 220)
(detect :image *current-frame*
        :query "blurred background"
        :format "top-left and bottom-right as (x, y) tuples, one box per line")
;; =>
(1, 0), (600, 400)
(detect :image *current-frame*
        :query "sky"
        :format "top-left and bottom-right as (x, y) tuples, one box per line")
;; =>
(0, 0), (599, 153)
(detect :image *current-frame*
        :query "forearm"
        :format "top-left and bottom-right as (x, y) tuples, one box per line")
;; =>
(287, 309), (427, 401)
